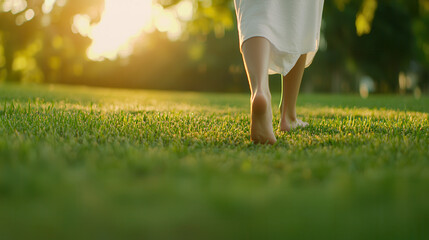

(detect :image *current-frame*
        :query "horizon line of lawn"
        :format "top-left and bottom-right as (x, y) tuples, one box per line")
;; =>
(1, 83), (428, 113)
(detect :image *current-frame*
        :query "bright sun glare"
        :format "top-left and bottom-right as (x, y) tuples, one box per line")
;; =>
(71, 0), (193, 61)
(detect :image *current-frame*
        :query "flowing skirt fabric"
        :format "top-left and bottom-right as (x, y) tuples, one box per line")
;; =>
(234, 0), (324, 76)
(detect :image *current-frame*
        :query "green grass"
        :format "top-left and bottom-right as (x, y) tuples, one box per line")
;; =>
(1, 83), (428, 240)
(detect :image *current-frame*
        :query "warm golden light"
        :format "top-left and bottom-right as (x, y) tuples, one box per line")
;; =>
(79, 0), (193, 61)
(86, 0), (153, 61)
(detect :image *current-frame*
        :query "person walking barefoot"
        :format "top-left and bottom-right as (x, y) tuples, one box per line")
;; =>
(234, 1), (324, 144)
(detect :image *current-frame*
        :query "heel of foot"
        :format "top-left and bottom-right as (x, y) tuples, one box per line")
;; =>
(279, 122), (291, 132)
(250, 93), (276, 144)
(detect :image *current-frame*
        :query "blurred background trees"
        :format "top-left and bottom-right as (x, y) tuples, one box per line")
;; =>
(0, 0), (428, 95)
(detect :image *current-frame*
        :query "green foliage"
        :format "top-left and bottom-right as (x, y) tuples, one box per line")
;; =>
(315, 0), (429, 92)
(159, 0), (234, 37)
(0, 0), (103, 83)
(0, 84), (429, 239)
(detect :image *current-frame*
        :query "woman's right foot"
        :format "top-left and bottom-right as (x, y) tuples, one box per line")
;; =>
(250, 92), (277, 144)
(279, 113), (309, 132)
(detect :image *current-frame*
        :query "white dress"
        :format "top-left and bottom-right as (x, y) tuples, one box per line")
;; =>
(234, 0), (325, 76)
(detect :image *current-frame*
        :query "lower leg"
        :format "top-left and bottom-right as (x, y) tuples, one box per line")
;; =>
(279, 54), (309, 131)
(241, 37), (276, 144)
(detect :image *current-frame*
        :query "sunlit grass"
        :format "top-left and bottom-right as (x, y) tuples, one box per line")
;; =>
(0, 84), (428, 239)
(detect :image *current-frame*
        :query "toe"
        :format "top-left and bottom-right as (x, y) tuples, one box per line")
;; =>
(297, 119), (309, 128)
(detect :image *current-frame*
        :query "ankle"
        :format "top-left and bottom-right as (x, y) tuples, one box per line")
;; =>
(252, 88), (270, 100)
(281, 110), (296, 122)
(251, 93), (269, 114)
(287, 114), (297, 122)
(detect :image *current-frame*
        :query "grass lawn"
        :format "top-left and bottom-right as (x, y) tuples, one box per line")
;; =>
(1, 83), (428, 240)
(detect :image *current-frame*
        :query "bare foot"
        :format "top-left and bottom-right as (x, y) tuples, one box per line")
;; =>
(250, 92), (277, 144)
(279, 110), (309, 132)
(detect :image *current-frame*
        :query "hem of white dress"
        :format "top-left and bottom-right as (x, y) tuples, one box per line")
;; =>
(240, 36), (317, 55)
(240, 35), (319, 76)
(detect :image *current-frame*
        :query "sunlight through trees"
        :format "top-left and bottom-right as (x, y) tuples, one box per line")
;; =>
(0, 0), (428, 94)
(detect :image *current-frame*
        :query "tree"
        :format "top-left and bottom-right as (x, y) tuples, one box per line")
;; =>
(0, 0), (103, 82)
